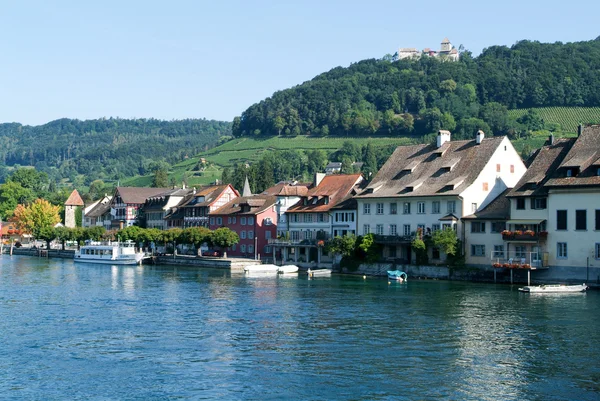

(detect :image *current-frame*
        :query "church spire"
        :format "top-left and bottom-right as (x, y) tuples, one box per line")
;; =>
(242, 176), (252, 197)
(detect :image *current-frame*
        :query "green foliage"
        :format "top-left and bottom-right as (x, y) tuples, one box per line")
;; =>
(325, 235), (357, 258)
(432, 228), (459, 256)
(210, 227), (239, 249)
(507, 107), (600, 133)
(152, 168), (169, 188)
(358, 233), (381, 264)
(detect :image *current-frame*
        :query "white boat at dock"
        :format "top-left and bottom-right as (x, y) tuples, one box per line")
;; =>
(307, 268), (332, 277)
(387, 270), (407, 282)
(74, 240), (147, 265)
(518, 284), (588, 293)
(244, 264), (280, 274)
(278, 265), (299, 274)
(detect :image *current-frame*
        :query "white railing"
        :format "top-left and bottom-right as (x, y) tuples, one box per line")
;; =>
(489, 251), (544, 268)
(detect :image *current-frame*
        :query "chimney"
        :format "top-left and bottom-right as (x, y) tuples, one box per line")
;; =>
(476, 130), (485, 145)
(437, 130), (451, 148)
(548, 133), (554, 145)
(314, 173), (325, 187)
(578, 124), (583, 136)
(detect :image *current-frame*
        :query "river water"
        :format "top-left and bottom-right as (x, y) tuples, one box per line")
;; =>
(1, 256), (599, 400)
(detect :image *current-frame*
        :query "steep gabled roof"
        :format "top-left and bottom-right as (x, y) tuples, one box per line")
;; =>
(65, 189), (84, 206)
(288, 174), (363, 213)
(507, 138), (574, 197)
(86, 198), (112, 218)
(211, 195), (277, 216)
(357, 137), (505, 199)
(462, 189), (511, 220)
(115, 187), (171, 204)
(261, 182), (311, 197)
(181, 184), (239, 208)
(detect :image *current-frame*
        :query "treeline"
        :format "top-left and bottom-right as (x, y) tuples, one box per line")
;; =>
(234, 37), (600, 138)
(0, 117), (231, 186)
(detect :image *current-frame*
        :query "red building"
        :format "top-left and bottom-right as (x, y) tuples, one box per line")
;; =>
(209, 195), (278, 259)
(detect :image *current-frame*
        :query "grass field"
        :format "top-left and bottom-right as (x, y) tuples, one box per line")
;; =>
(508, 107), (600, 133)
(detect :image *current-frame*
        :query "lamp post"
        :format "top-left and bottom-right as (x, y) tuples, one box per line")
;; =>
(254, 236), (258, 260)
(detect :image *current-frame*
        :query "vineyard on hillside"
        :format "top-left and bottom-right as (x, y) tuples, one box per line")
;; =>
(508, 107), (600, 133)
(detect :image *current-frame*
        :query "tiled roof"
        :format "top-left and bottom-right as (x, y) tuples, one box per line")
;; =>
(143, 188), (195, 211)
(507, 138), (574, 197)
(545, 125), (600, 188)
(86, 199), (111, 218)
(287, 174), (363, 213)
(181, 184), (239, 208)
(357, 136), (505, 199)
(65, 189), (84, 206)
(116, 187), (171, 204)
(262, 182), (311, 196)
(211, 195), (277, 216)
(462, 189), (511, 220)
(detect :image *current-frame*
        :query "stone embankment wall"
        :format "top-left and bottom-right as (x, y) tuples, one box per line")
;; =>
(4, 248), (75, 259)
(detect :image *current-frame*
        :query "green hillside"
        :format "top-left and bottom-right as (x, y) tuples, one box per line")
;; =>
(507, 107), (600, 133)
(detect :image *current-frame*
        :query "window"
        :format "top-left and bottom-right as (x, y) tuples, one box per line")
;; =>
(233, 217), (237, 224)
(576, 210), (587, 230)
(403, 224), (411, 236)
(417, 202), (425, 214)
(471, 222), (486, 233)
(471, 245), (485, 257)
(364, 203), (371, 215)
(482, 182), (488, 191)
(291, 231), (300, 241)
(248, 230), (254, 239)
(376, 224), (384, 235)
(442, 223), (451, 230)
(472, 203), (477, 213)
(390, 203), (397, 215)
(432, 224), (440, 232)
(376, 203), (384, 215)
(491, 221), (506, 233)
(389, 246), (397, 258)
(403, 202), (411, 214)
(496, 164), (501, 172)
(241, 244), (246, 253)
(447, 201), (456, 214)
(510, 165), (515, 173)
(264, 218), (273, 225)
(390, 224), (397, 236)
(216, 217), (222, 225)
(228, 217), (232, 224)
(240, 231), (246, 239)
(596, 210), (600, 230)
(516, 198), (525, 210)
(304, 214), (312, 223)
(595, 243), (600, 259)
(557, 210), (567, 230)
(493, 245), (504, 259)
(248, 217), (255, 225)
(210, 217), (215, 225)
(248, 245), (254, 254)
(515, 246), (526, 259)
(265, 231), (271, 240)
(432, 201), (440, 214)
(532, 198), (547, 210)
(363, 225), (370, 235)
(557, 242), (567, 259)
(241, 217), (247, 225)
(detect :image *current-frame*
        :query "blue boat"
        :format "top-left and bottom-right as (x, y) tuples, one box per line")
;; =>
(387, 270), (408, 282)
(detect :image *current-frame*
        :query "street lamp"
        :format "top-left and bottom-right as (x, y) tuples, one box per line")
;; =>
(254, 236), (258, 260)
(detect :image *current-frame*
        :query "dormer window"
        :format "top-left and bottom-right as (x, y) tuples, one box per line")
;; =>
(597, 167), (600, 176)
(566, 169), (572, 177)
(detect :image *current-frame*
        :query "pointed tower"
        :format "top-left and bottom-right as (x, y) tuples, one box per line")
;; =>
(242, 176), (252, 197)
(65, 189), (84, 228)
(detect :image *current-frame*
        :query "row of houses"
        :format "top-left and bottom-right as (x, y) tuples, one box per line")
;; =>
(83, 125), (600, 279)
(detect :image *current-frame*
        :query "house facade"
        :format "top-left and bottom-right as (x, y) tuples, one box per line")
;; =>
(209, 195), (278, 259)
(180, 184), (239, 228)
(142, 188), (193, 230)
(261, 181), (311, 237)
(110, 187), (171, 228)
(355, 130), (526, 264)
(83, 195), (112, 229)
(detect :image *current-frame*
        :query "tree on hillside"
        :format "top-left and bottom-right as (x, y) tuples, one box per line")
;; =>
(152, 168), (169, 188)
(12, 199), (61, 242)
(0, 181), (35, 220)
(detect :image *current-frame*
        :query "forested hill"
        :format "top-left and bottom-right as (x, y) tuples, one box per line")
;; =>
(234, 37), (600, 138)
(0, 118), (231, 186)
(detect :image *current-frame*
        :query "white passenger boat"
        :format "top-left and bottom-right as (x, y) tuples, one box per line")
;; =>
(518, 284), (588, 293)
(307, 268), (332, 277)
(244, 264), (280, 273)
(74, 240), (147, 265)
(278, 265), (299, 274)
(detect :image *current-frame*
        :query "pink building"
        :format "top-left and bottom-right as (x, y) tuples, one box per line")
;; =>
(209, 195), (278, 259)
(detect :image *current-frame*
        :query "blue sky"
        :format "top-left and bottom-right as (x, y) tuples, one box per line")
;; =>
(1, 0), (598, 126)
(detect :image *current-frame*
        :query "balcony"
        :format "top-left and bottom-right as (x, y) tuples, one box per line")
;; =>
(268, 239), (321, 247)
(501, 230), (547, 242)
(373, 234), (413, 244)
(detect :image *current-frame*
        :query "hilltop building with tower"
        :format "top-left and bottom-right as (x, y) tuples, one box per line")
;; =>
(398, 37), (459, 61)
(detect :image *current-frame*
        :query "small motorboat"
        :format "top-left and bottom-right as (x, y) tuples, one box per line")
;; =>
(278, 265), (299, 274)
(307, 268), (332, 277)
(518, 284), (588, 293)
(387, 270), (408, 282)
(244, 264), (279, 274)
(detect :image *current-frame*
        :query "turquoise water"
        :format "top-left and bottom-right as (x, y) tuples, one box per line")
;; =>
(1, 256), (599, 400)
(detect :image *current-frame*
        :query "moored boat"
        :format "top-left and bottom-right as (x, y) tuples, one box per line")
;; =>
(387, 270), (408, 282)
(244, 263), (280, 273)
(307, 268), (332, 277)
(518, 284), (588, 293)
(74, 240), (147, 265)
(278, 265), (299, 274)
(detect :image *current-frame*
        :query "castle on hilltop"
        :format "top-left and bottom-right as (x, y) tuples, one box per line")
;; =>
(398, 38), (459, 61)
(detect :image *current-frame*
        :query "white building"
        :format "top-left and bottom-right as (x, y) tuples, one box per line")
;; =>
(355, 130), (526, 264)
(261, 180), (312, 237)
